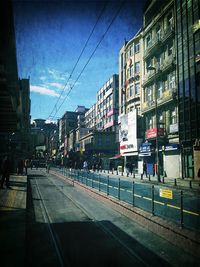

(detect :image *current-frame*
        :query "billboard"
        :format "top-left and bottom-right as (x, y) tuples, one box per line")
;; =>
(119, 109), (139, 154)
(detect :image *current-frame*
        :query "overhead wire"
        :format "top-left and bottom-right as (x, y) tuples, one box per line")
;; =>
(50, 0), (125, 121)
(47, 0), (109, 120)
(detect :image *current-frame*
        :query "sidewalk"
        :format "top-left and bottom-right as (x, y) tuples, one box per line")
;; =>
(0, 174), (27, 267)
(89, 169), (200, 192)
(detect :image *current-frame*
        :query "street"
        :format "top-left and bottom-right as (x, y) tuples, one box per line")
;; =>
(25, 169), (198, 266)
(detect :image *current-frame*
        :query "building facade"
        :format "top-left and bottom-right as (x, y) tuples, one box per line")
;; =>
(141, 0), (180, 178)
(96, 74), (119, 136)
(85, 104), (96, 129)
(175, 0), (200, 179)
(118, 30), (143, 169)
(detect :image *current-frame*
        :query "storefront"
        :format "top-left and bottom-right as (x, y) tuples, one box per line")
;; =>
(139, 141), (155, 175)
(162, 144), (181, 178)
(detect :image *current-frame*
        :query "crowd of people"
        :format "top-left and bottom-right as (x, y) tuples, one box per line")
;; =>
(0, 156), (38, 189)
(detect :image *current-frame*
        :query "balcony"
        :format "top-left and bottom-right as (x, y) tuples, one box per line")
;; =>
(144, 36), (162, 59)
(142, 67), (161, 87)
(141, 100), (155, 113)
(161, 26), (175, 44)
(159, 55), (176, 73)
(157, 88), (177, 105)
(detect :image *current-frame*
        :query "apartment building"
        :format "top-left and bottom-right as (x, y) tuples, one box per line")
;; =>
(141, 0), (180, 178)
(85, 104), (96, 129)
(96, 74), (119, 136)
(118, 30), (143, 169)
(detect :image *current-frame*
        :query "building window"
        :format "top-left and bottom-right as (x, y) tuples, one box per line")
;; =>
(129, 84), (134, 97)
(157, 81), (163, 99)
(129, 44), (134, 56)
(168, 72), (175, 90)
(168, 41), (174, 56)
(135, 40), (140, 53)
(147, 86), (153, 102)
(146, 34), (151, 48)
(135, 62), (140, 74)
(156, 25), (161, 40)
(135, 83), (140, 95)
(148, 118), (153, 128)
(129, 65), (134, 78)
(171, 109), (177, 124)
(146, 58), (153, 72)
(167, 12), (173, 29)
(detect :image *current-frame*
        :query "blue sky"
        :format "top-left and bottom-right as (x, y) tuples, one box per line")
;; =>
(13, 0), (146, 121)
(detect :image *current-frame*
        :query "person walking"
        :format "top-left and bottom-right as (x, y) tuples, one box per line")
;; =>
(143, 162), (147, 178)
(1, 156), (11, 189)
(24, 159), (29, 175)
(83, 160), (88, 171)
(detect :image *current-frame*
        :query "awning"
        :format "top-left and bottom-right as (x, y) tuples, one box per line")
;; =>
(109, 154), (122, 159)
(122, 151), (138, 156)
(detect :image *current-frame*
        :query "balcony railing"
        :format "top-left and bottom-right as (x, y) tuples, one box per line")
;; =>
(144, 36), (162, 58)
(141, 89), (177, 113)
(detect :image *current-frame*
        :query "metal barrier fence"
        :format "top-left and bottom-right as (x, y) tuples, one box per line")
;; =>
(53, 167), (200, 232)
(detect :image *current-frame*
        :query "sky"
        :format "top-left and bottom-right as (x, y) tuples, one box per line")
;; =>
(13, 0), (146, 121)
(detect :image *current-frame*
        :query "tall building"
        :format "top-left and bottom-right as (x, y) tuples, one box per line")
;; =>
(96, 74), (119, 135)
(85, 104), (96, 129)
(118, 30), (143, 168)
(0, 1), (19, 132)
(58, 106), (88, 159)
(141, 0), (179, 178)
(0, 1), (20, 160)
(175, 0), (200, 178)
(119, 30), (143, 115)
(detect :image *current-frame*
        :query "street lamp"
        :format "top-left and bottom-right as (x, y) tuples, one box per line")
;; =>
(147, 66), (161, 182)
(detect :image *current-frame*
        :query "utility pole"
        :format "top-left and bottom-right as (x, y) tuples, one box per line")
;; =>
(147, 66), (161, 182)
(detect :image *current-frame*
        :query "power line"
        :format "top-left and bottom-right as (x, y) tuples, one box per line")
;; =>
(47, 1), (109, 120)
(50, 0), (125, 121)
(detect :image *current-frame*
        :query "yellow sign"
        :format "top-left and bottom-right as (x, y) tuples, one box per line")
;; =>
(159, 189), (173, 199)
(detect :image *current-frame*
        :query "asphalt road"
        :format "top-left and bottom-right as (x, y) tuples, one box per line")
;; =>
(25, 169), (198, 267)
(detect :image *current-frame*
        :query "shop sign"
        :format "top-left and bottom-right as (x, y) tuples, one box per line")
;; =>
(147, 128), (164, 138)
(139, 143), (151, 153)
(164, 144), (179, 151)
(159, 189), (173, 199)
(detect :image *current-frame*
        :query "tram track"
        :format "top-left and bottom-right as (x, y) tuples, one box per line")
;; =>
(33, 176), (70, 267)
(35, 170), (170, 267)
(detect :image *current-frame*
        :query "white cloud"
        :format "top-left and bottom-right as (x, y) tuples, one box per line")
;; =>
(30, 85), (60, 97)
(39, 76), (47, 81)
(46, 119), (57, 124)
(47, 68), (70, 82)
(48, 82), (64, 89)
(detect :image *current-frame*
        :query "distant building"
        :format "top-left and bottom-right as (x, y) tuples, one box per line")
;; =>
(96, 74), (119, 137)
(58, 106), (88, 159)
(85, 104), (97, 129)
(79, 130), (117, 163)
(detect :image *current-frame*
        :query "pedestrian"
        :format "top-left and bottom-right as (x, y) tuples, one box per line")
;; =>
(126, 162), (130, 174)
(83, 160), (88, 171)
(0, 156), (11, 189)
(30, 160), (33, 170)
(24, 159), (29, 175)
(143, 162), (147, 178)
(17, 159), (24, 175)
